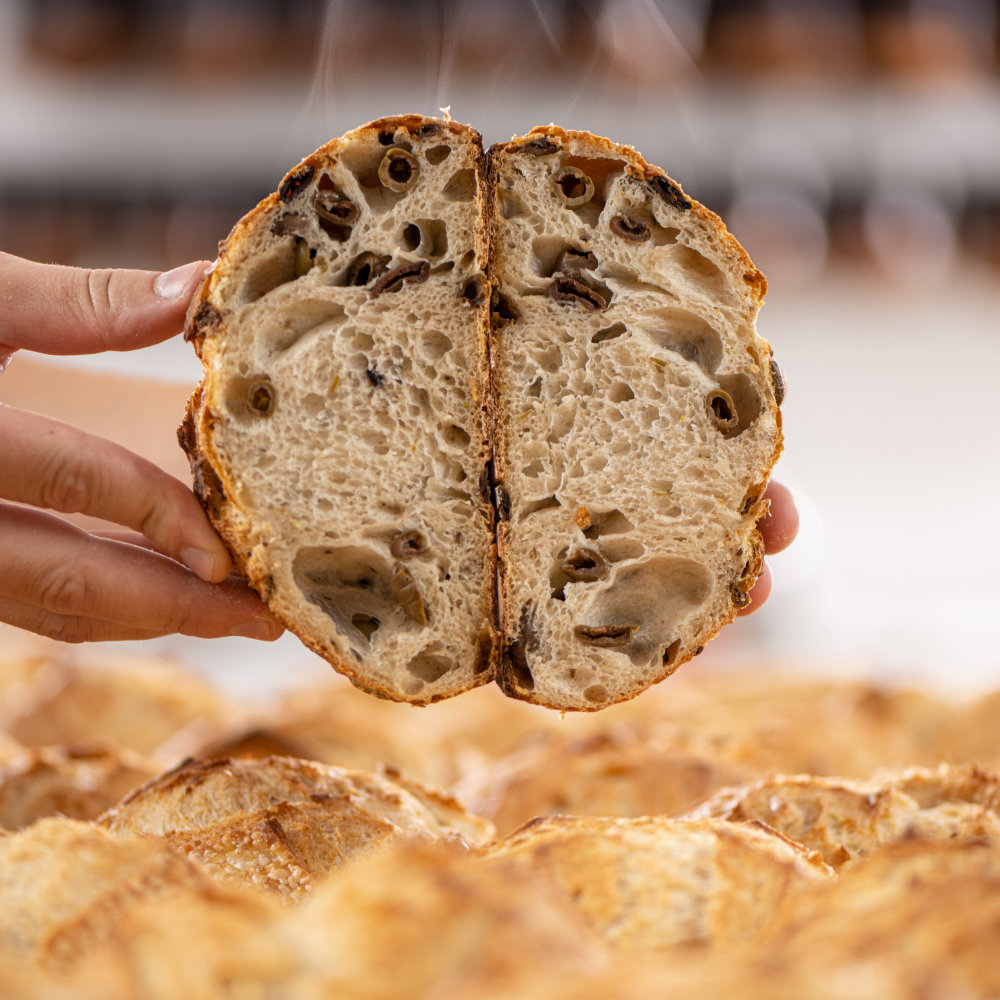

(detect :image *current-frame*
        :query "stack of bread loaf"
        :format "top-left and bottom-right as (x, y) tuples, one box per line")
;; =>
(0, 640), (998, 999)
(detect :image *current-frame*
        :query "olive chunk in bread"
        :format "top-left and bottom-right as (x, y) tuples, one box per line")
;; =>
(181, 116), (783, 711)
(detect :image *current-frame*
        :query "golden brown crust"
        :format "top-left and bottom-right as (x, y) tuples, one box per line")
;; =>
(485, 815), (830, 949)
(100, 755), (493, 897)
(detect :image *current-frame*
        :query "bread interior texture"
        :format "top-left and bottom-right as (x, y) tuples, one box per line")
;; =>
(182, 116), (782, 711)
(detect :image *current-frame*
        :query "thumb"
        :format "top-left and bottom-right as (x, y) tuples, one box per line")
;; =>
(0, 253), (212, 358)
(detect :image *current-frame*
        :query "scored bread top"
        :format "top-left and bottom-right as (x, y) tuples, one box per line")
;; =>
(181, 115), (783, 710)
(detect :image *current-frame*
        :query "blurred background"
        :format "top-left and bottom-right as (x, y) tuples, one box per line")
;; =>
(1, 0), (998, 698)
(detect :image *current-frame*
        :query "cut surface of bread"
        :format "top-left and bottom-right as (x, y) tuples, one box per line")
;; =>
(488, 127), (779, 707)
(182, 115), (495, 705)
(182, 115), (783, 710)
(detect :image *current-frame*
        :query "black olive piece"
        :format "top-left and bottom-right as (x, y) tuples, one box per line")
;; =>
(494, 484), (511, 522)
(314, 192), (359, 227)
(366, 365), (384, 387)
(522, 136), (559, 155)
(247, 379), (275, 416)
(609, 214), (652, 242)
(573, 623), (638, 647)
(548, 276), (608, 312)
(184, 301), (221, 344)
(592, 323), (627, 345)
(390, 530), (430, 560)
(560, 548), (609, 582)
(732, 587), (751, 609)
(416, 122), (441, 137)
(478, 463), (493, 507)
(378, 129), (396, 145)
(769, 357), (787, 405)
(707, 390), (739, 433)
(370, 260), (431, 296)
(346, 252), (391, 287)
(278, 164), (314, 202)
(378, 149), (420, 193)
(648, 174), (692, 211)
(552, 167), (594, 207)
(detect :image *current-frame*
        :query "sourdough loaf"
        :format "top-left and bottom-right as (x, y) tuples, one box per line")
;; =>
(181, 114), (783, 709)
(99, 755), (493, 897)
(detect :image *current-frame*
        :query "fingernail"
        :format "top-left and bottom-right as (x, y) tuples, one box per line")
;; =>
(154, 260), (210, 300)
(180, 546), (218, 582)
(229, 619), (284, 641)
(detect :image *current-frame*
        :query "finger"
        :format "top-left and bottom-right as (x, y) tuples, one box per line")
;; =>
(0, 594), (167, 643)
(758, 481), (799, 554)
(736, 561), (772, 617)
(0, 504), (282, 641)
(0, 252), (211, 357)
(0, 405), (232, 583)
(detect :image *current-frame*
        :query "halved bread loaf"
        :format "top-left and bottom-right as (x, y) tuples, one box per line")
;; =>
(181, 114), (783, 710)
(181, 116), (496, 704)
(488, 127), (781, 708)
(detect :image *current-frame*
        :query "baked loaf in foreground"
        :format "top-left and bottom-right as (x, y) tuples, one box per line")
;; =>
(181, 114), (783, 709)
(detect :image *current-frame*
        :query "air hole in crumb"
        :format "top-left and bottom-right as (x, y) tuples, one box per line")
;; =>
(526, 377), (542, 398)
(443, 168), (476, 202)
(663, 639), (682, 666)
(462, 275), (486, 307)
(425, 144), (452, 165)
(669, 244), (730, 300)
(583, 508), (635, 538)
(521, 495), (561, 518)
(406, 651), (454, 683)
(402, 223), (421, 251)
(352, 614), (380, 640)
(593, 323), (627, 344)
(608, 382), (634, 403)
(443, 423), (471, 449)
(421, 330), (452, 359)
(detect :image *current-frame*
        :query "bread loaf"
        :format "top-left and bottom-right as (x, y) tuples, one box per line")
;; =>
(181, 114), (783, 710)
(99, 755), (493, 897)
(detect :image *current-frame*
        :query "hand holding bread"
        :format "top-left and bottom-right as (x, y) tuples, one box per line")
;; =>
(0, 252), (281, 643)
